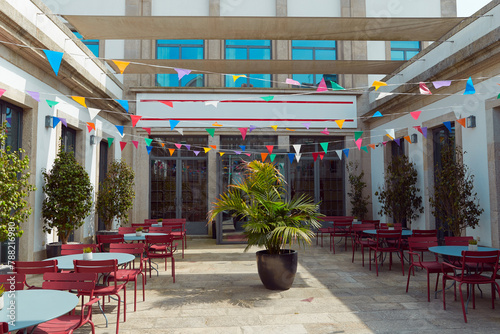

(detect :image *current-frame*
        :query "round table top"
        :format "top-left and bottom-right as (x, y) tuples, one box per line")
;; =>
(47, 252), (135, 270)
(0, 289), (78, 331)
(363, 229), (413, 236)
(124, 232), (166, 241)
(429, 245), (500, 257)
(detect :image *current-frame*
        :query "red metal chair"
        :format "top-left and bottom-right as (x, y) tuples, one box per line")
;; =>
(444, 236), (474, 246)
(412, 229), (438, 237)
(61, 244), (98, 255)
(74, 259), (128, 334)
(145, 234), (177, 283)
(316, 216), (353, 247)
(329, 221), (352, 253)
(13, 260), (58, 289)
(368, 230), (405, 276)
(148, 226), (172, 234)
(144, 219), (157, 225)
(163, 219), (187, 258)
(351, 223), (376, 266)
(97, 234), (125, 252)
(442, 250), (500, 323)
(109, 243), (146, 311)
(118, 227), (136, 235)
(406, 237), (453, 302)
(24, 272), (99, 334)
(379, 223), (403, 229)
(0, 323), (7, 334)
(0, 274), (26, 290)
(361, 219), (380, 229)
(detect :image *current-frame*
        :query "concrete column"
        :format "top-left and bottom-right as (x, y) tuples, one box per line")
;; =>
(486, 106), (500, 248)
(207, 135), (220, 236)
(207, 0), (222, 87)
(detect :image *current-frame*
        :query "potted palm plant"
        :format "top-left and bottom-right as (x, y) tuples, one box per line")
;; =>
(208, 160), (323, 290)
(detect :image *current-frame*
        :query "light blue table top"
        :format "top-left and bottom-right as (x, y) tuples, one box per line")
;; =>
(429, 245), (500, 257)
(363, 229), (413, 236)
(48, 252), (135, 270)
(124, 232), (166, 241)
(0, 290), (78, 332)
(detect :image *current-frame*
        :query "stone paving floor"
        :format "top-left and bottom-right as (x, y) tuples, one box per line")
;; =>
(72, 237), (500, 333)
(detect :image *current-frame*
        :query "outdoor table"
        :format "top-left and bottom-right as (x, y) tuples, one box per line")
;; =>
(47, 252), (135, 270)
(429, 245), (500, 257)
(0, 289), (78, 333)
(363, 229), (413, 236)
(124, 232), (166, 242)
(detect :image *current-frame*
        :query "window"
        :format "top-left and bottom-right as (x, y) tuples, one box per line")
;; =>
(0, 102), (22, 151)
(225, 40), (271, 88)
(292, 40), (338, 88)
(61, 126), (76, 155)
(391, 41), (421, 61)
(156, 40), (204, 87)
(73, 32), (99, 57)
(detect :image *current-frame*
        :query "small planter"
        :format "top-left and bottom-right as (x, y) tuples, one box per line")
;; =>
(0, 295), (3, 310)
(468, 244), (478, 251)
(83, 252), (93, 260)
(136, 231), (143, 237)
(388, 227), (395, 230)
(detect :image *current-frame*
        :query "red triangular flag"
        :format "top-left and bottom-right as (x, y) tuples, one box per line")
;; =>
(238, 128), (248, 140)
(266, 145), (274, 154)
(261, 153), (268, 161)
(130, 115), (142, 127)
(132, 141), (139, 149)
(419, 82), (432, 95)
(86, 122), (95, 133)
(319, 152), (325, 160)
(159, 100), (173, 108)
(120, 141), (127, 151)
(410, 111), (421, 120)
(312, 152), (319, 161)
(142, 127), (151, 135)
(169, 148), (175, 156)
(457, 118), (466, 128)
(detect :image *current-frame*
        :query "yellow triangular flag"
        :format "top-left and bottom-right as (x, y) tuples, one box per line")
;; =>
(204, 147), (211, 153)
(112, 60), (130, 74)
(169, 148), (175, 156)
(335, 120), (345, 129)
(219, 152), (225, 156)
(72, 96), (87, 108)
(372, 81), (388, 91)
(271, 125), (278, 131)
(386, 134), (394, 140)
(404, 136), (412, 144)
(232, 75), (245, 82)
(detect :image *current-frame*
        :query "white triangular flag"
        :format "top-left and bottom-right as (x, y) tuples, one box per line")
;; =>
(293, 144), (301, 154)
(88, 108), (101, 120)
(335, 150), (343, 160)
(205, 101), (219, 108)
(376, 92), (393, 100)
(295, 153), (302, 163)
(453, 106), (463, 120)
(175, 128), (184, 135)
(386, 129), (395, 140)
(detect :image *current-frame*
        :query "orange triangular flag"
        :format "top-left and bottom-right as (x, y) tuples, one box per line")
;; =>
(86, 122), (95, 132)
(72, 96), (87, 108)
(161, 143), (165, 147)
(210, 145), (217, 149)
(335, 120), (345, 129)
(271, 125), (278, 131)
(404, 136), (412, 144)
(112, 60), (130, 74)
(169, 148), (175, 156)
(368, 144), (376, 149)
(130, 115), (142, 127)
(204, 147), (211, 153)
(457, 118), (466, 128)
(159, 100), (173, 108)
(261, 153), (268, 161)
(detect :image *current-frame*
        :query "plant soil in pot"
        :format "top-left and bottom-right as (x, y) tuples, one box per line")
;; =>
(256, 249), (297, 290)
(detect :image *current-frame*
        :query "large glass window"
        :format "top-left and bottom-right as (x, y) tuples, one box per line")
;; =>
(391, 41), (421, 61)
(225, 40), (271, 88)
(61, 126), (76, 155)
(156, 40), (204, 87)
(73, 32), (99, 57)
(292, 40), (338, 88)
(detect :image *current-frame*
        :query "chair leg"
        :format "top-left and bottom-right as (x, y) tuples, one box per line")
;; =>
(115, 293), (121, 334)
(172, 257), (175, 283)
(459, 282), (468, 323)
(134, 278), (137, 312)
(442, 276), (447, 310)
(123, 286), (127, 322)
(426, 271), (430, 302)
(374, 250), (379, 276)
(400, 250), (404, 276)
(406, 264), (412, 293)
(142, 272), (146, 301)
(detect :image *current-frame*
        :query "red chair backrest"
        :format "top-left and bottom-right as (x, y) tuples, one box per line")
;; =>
(132, 223), (150, 229)
(74, 259), (119, 286)
(0, 322), (8, 334)
(14, 260), (58, 275)
(61, 244), (98, 255)
(351, 223), (376, 233)
(412, 229), (437, 237)
(376, 230), (402, 248)
(97, 234), (124, 244)
(109, 242), (145, 256)
(459, 250), (500, 274)
(444, 236), (474, 246)
(42, 272), (97, 293)
(379, 223), (402, 230)
(407, 236), (438, 252)
(118, 227), (137, 235)
(149, 226), (172, 233)
(0, 274), (26, 291)
(144, 219), (157, 225)
(145, 234), (175, 253)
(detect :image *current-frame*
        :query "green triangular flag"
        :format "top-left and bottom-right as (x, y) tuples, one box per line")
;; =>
(46, 100), (59, 108)
(107, 138), (114, 148)
(330, 81), (345, 90)
(354, 131), (363, 141)
(270, 154), (276, 162)
(361, 146), (368, 153)
(145, 138), (153, 146)
(320, 142), (328, 153)
(497, 93), (500, 99)
(260, 96), (274, 102)
(206, 128), (215, 137)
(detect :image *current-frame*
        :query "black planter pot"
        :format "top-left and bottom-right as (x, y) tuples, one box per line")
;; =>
(45, 242), (62, 258)
(256, 249), (298, 290)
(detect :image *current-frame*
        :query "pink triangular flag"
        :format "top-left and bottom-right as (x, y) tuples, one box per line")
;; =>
(410, 111), (421, 120)
(317, 78), (328, 92)
(239, 128), (248, 140)
(142, 127), (151, 135)
(0, 89), (6, 97)
(286, 78), (300, 86)
(355, 138), (362, 150)
(419, 82), (432, 95)
(321, 128), (329, 135)
(175, 143), (182, 149)
(132, 141), (139, 149)
(266, 145), (274, 154)
(130, 115), (142, 127)
(120, 141), (127, 151)
(159, 100), (173, 108)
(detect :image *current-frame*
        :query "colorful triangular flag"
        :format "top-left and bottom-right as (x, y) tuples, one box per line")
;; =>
(232, 75), (245, 82)
(159, 100), (173, 108)
(174, 68), (191, 80)
(317, 78), (328, 92)
(335, 120), (345, 129)
(355, 138), (362, 150)
(116, 100), (129, 112)
(132, 141), (139, 149)
(395, 138), (401, 146)
(212, 122), (223, 127)
(0, 89), (5, 98)
(142, 127), (151, 135)
(219, 152), (225, 157)
(404, 136), (412, 144)
(210, 145), (217, 149)
(321, 128), (329, 135)
(46, 100), (59, 108)
(72, 96), (87, 108)
(130, 115), (142, 127)
(146, 146), (153, 155)
(169, 148), (175, 156)
(239, 145), (246, 152)
(238, 128), (248, 140)
(443, 121), (452, 132)
(205, 101), (219, 108)
(170, 120), (180, 130)
(343, 148), (349, 158)
(335, 150), (342, 160)
(115, 125), (124, 137)
(249, 125), (257, 132)
(373, 111), (383, 118)
(270, 154), (276, 162)
(261, 153), (268, 161)
(354, 131), (363, 141)
(457, 118), (466, 128)
(266, 145), (274, 154)
(204, 147), (211, 153)
(372, 80), (387, 91)
(330, 81), (345, 91)
(270, 125), (278, 131)
(285, 78), (300, 86)
(107, 138), (114, 147)
(193, 151), (200, 156)
(86, 122), (95, 133)
(320, 142), (328, 153)
(288, 153), (295, 163)
(120, 141), (127, 151)
(144, 138), (153, 146)
(59, 118), (67, 127)
(368, 144), (376, 150)
(410, 111), (421, 120)
(433, 80), (451, 89)
(52, 117), (60, 128)
(386, 129), (395, 140)
(26, 91), (40, 102)
(319, 152), (325, 160)
(260, 96), (274, 101)
(112, 60), (130, 74)
(174, 143), (182, 149)
(361, 146), (368, 153)
(419, 82), (432, 95)
(293, 144), (301, 154)
(295, 153), (302, 162)
(464, 77), (475, 95)
(302, 123), (311, 130)
(312, 152), (319, 161)
(43, 50), (64, 76)
(206, 128), (215, 137)
(421, 127), (428, 138)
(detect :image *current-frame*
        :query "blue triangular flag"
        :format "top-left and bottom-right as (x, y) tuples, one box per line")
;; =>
(288, 153), (295, 163)
(464, 77), (475, 95)
(116, 99), (129, 112)
(239, 145), (246, 152)
(146, 146), (153, 155)
(43, 50), (64, 76)
(343, 148), (349, 158)
(373, 111), (383, 117)
(115, 125), (124, 136)
(443, 121), (452, 132)
(170, 120), (180, 130)
(52, 117), (60, 128)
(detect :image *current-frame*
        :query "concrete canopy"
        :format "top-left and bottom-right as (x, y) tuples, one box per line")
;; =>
(64, 16), (465, 41)
(106, 59), (405, 75)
